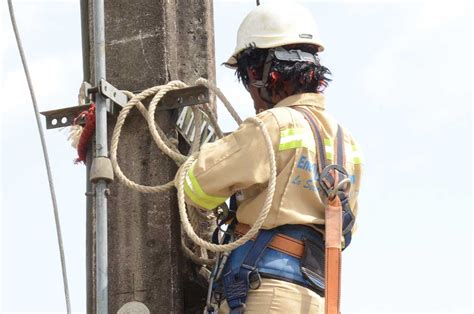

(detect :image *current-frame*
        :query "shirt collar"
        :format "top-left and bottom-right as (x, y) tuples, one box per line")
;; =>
(274, 93), (326, 110)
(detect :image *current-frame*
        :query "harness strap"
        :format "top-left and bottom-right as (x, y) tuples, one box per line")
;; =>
(234, 223), (305, 258)
(293, 107), (326, 174)
(223, 229), (276, 313)
(336, 126), (345, 169)
(324, 196), (343, 314)
(335, 125), (355, 248)
(293, 106), (350, 314)
(328, 128), (345, 314)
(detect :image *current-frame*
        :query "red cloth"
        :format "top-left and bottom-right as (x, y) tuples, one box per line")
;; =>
(74, 103), (96, 164)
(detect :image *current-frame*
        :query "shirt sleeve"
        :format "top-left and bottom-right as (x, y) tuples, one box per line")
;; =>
(348, 136), (363, 235)
(179, 110), (280, 210)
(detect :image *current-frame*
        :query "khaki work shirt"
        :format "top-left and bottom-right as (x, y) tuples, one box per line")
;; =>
(182, 93), (362, 231)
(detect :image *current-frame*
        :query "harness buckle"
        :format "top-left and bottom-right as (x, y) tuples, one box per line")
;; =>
(248, 269), (262, 290)
(240, 264), (262, 290)
(319, 164), (351, 200)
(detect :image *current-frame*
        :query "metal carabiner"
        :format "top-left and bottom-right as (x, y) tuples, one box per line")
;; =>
(205, 251), (221, 313)
(328, 177), (352, 200)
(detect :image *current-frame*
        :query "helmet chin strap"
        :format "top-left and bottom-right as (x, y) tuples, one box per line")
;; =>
(249, 50), (275, 108)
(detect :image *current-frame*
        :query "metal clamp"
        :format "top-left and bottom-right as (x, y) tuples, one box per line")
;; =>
(98, 79), (128, 108)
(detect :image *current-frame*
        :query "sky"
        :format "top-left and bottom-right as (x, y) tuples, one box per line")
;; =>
(1, 0), (472, 313)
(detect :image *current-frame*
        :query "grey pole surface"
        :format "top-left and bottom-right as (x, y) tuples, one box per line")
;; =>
(92, 0), (108, 313)
(85, 1), (216, 312)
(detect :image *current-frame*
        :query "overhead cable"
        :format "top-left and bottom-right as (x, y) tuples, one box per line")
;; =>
(7, 1), (71, 313)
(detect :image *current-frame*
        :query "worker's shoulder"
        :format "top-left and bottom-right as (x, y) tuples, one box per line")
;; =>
(258, 107), (305, 130)
(332, 119), (361, 147)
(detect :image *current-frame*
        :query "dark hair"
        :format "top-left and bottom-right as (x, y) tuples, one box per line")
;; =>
(227, 44), (331, 96)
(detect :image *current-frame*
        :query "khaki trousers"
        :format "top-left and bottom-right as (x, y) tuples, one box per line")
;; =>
(219, 278), (324, 314)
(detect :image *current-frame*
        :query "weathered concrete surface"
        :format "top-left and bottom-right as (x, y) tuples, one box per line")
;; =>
(85, 1), (215, 313)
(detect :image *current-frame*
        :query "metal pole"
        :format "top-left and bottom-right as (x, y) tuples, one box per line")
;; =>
(92, 0), (108, 313)
(79, 1), (96, 312)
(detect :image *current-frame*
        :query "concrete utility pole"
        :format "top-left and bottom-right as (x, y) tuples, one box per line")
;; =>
(80, 1), (216, 313)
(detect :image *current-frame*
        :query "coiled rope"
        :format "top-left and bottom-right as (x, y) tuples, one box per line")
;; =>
(176, 116), (276, 253)
(110, 78), (277, 259)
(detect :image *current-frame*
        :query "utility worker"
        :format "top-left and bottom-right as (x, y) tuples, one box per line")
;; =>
(179, 2), (362, 313)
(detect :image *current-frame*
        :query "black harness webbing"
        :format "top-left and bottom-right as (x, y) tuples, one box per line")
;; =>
(293, 106), (355, 247)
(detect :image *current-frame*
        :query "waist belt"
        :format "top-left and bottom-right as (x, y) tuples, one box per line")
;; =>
(221, 224), (325, 313)
(234, 223), (305, 259)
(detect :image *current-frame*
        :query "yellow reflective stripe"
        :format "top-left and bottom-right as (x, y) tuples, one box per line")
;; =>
(324, 138), (334, 160)
(279, 128), (315, 152)
(280, 128), (303, 137)
(279, 141), (304, 151)
(352, 144), (362, 164)
(184, 164), (227, 210)
(184, 180), (215, 210)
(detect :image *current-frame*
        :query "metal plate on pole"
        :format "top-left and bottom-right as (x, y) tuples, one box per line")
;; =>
(174, 106), (216, 145)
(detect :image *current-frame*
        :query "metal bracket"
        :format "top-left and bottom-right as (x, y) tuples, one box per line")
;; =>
(155, 85), (208, 111)
(41, 83), (210, 130)
(99, 79), (128, 108)
(41, 105), (91, 129)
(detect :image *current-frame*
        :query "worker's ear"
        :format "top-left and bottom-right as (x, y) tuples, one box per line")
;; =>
(247, 67), (258, 80)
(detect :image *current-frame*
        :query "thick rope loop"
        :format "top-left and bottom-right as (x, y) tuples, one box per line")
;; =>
(189, 106), (203, 153)
(110, 78), (276, 260)
(146, 81), (189, 163)
(181, 238), (215, 265)
(195, 78), (243, 125)
(122, 90), (182, 157)
(110, 79), (240, 194)
(176, 116), (276, 252)
(200, 103), (225, 139)
(111, 86), (181, 193)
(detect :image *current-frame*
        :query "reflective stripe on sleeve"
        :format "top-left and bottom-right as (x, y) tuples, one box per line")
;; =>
(184, 163), (227, 210)
(351, 144), (363, 164)
(324, 138), (334, 161)
(279, 128), (315, 152)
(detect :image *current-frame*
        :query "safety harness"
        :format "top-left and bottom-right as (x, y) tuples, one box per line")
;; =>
(296, 106), (355, 314)
(205, 106), (355, 314)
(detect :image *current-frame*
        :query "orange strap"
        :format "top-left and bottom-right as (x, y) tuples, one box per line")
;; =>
(325, 196), (343, 314)
(234, 223), (304, 258)
(291, 107), (347, 313)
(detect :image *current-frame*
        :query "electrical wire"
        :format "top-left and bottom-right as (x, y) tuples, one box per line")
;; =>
(7, 1), (71, 313)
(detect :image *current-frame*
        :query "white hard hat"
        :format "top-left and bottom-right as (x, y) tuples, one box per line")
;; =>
(226, 2), (325, 67)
